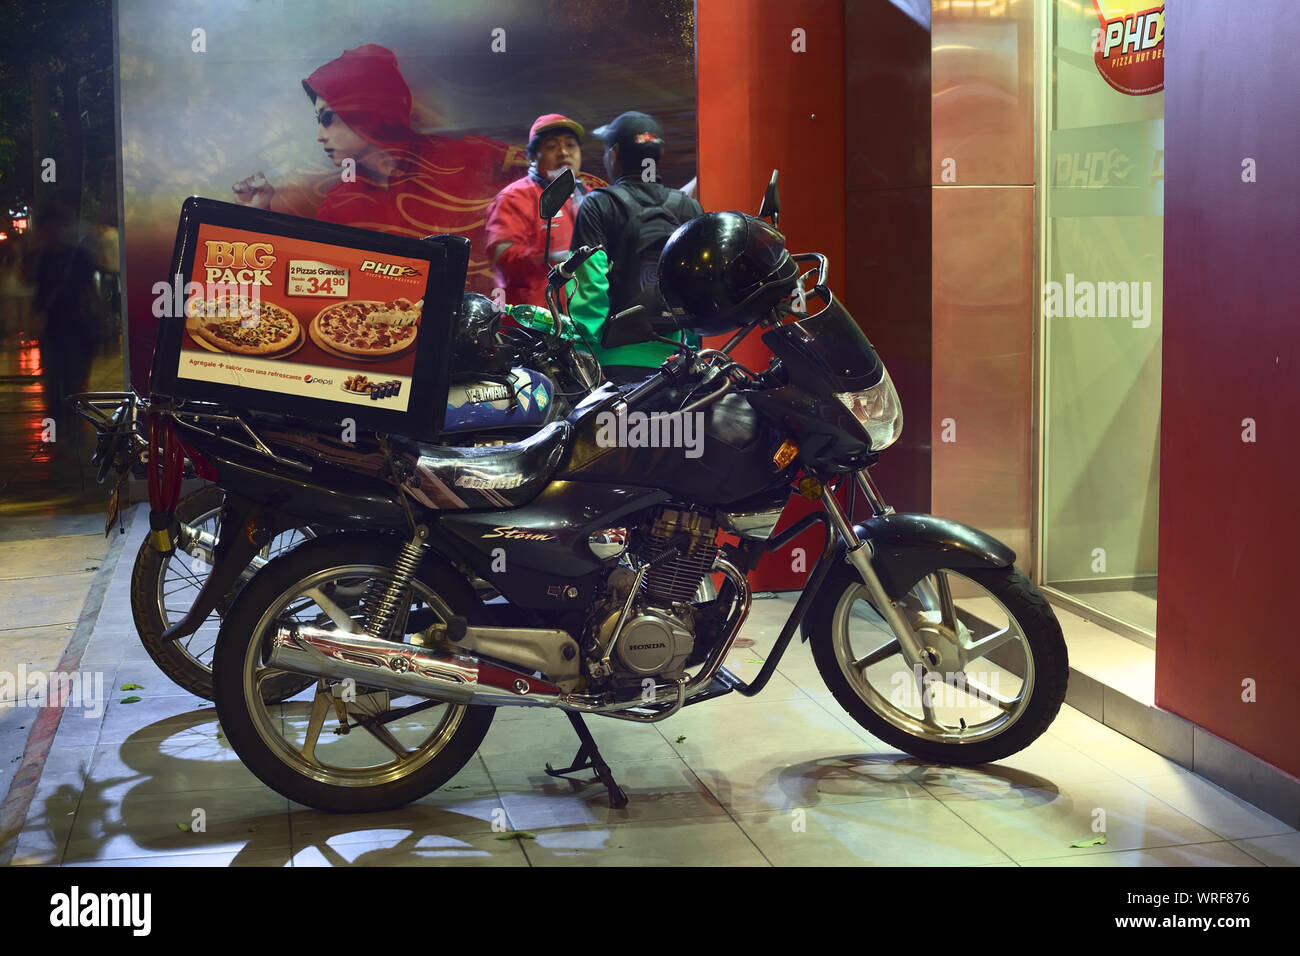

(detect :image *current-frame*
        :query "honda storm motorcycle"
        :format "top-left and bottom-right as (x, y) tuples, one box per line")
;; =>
(76, 170), (604, 703)
(197, 172), (1068, 812)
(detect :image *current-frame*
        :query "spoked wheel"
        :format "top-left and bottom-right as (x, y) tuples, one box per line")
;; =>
(130, 485), (318, 702)
(212, 532), (495, 813)
(807, 564), (1068, 765)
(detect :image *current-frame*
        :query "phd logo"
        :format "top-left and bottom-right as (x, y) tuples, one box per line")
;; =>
(360, 259), (422, 279)
(1093, 1), (1164, 96)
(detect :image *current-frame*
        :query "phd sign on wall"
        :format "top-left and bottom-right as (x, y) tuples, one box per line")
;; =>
(1093, 1), (1164, 96)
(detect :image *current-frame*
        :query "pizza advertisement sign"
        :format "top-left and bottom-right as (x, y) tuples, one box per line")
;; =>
(151, 198), (465, 441)
(182, 223), (427, 410)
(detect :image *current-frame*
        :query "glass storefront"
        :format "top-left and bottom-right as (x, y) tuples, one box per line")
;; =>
(1039, 1), (1164, 636)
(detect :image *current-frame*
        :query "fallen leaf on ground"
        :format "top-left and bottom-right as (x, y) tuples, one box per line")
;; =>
(120, 696), (142, 704)
(120, 683), (143, 691)
(495, 831), (536, 841)
(1070, 836), (1107, 848)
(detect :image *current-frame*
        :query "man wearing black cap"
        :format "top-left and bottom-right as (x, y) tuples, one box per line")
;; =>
(567, 111), (702, 383)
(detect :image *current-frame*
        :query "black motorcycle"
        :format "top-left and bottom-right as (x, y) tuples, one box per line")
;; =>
(190, 172), (1068, 812)
(75, 171), (607, 703)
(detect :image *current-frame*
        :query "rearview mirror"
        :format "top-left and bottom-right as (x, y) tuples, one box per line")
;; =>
(758, 169), (780, 225)
(539, 167), (576, 220)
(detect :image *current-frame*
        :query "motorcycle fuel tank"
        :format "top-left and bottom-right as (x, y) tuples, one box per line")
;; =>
(442, 367), (554, 434)
(557, 390), (796, 506)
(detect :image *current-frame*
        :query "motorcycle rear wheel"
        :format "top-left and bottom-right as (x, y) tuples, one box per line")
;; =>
(212, 532), (496, 813)
(130, 485), (316, 702)
(807, 563), (1068, 765)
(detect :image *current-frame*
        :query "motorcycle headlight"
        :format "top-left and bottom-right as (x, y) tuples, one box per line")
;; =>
(834, 367), (903, 451)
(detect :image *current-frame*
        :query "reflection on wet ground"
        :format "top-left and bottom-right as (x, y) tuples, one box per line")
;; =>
(0, 337), (125, 516)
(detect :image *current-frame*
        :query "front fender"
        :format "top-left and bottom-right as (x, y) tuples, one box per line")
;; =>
(799, 512), (1015, 642)
(857, 513), (1015, 599)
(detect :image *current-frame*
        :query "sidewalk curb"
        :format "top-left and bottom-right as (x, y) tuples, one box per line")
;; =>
(0, 504), (140, 864)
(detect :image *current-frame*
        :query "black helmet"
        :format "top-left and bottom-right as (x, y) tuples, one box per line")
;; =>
(657, 212), (798, 335)
(453, 292), (508, 371)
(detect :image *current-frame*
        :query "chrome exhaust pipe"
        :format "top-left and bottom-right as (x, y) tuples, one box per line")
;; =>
(264, 625), (562, 707)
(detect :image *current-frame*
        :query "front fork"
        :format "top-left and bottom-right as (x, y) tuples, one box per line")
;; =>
(819, 471), (929, 669)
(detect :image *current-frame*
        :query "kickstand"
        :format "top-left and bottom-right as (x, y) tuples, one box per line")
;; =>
(545, 711), (629, 809)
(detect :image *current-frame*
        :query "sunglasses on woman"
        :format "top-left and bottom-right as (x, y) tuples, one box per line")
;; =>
(315, 108), (336, 128)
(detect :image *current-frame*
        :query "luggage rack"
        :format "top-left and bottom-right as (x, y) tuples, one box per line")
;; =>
(167, 401), (314, 473)
(70, 390), (314, 475)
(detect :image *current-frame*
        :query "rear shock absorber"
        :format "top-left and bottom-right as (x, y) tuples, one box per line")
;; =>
(362, 525), (428, 641)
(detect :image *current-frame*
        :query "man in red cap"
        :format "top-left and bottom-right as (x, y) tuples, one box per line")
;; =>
(233, 44), (513, 291)
(482, 114), (587, 307)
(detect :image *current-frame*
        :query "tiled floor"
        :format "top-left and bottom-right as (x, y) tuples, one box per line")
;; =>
(3, 520), (1296, 867)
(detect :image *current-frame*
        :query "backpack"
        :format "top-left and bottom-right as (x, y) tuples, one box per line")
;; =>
(603, 183), (697, 316)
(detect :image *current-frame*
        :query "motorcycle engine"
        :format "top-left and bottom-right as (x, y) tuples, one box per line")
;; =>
(596, 603), (694, 679)
(586, 507), (719, 685)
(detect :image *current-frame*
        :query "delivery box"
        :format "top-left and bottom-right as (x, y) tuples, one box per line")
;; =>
(149, 197), (467, 441)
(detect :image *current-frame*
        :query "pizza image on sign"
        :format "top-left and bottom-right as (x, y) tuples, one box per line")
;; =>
(309, 297), (423, 360)
(185, 291), (303, 356)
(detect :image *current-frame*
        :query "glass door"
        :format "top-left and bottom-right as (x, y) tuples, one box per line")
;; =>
(1039, 0), (1164, 639)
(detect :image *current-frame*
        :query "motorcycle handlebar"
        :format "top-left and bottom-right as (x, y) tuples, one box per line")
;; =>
(550, 244), (602, 286)
(621, 367), (674, 406)
(620, 351), (742, 412)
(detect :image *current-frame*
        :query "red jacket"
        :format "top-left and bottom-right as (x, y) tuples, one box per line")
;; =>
(304, 45), (515, 292)
(484, 172), (580, 307)
(312, 134), (514, 292)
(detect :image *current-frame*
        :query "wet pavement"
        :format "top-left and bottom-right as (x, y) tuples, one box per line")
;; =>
(0, 336), (127, 514)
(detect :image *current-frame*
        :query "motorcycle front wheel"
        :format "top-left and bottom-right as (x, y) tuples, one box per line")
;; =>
(129, 485), (317, 702)
(212, 532), (496, 813)
(807, 563), (1068, 765)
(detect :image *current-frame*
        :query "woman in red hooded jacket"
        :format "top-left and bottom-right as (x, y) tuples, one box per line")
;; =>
(233, 44), (514, 291)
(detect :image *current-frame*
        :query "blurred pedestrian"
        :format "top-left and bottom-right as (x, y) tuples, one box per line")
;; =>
(32, 204), (101, 449)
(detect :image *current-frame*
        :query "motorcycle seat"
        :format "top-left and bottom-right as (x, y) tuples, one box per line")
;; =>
(394, 420), (570, 510)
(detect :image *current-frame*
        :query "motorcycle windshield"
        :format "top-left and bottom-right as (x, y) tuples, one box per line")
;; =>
(760, 291), (883, 394)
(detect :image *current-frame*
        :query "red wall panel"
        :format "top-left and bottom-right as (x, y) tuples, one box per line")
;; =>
(697, 0), (846, 590)
(1157, 0), (1300, 777)
(843, 1), (932, 517)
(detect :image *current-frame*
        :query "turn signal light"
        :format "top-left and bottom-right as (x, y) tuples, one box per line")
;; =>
(772, 439), (799, 470)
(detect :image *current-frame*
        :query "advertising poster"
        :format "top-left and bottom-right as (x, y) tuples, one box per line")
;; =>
(117, 0), (697, 390)
(177, 223), (431, 412)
